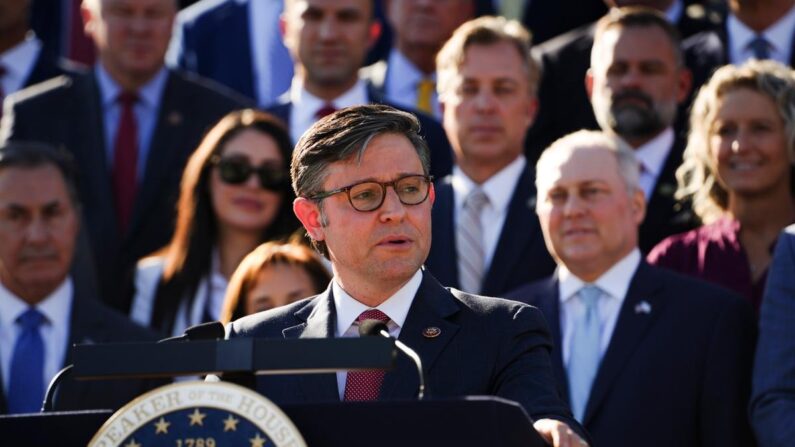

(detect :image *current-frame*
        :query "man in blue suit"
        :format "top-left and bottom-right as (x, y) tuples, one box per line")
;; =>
(228, 104), (589, 446)
(266, 0), (453, 180)
(752, 223), (795, 447)
(424, 16), (555, 297)
(507, 130), (756, 447)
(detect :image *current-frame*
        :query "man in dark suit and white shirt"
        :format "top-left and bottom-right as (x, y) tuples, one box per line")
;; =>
(586, 8), (696, 252)
(227, 104), (589, 446)
(1, 0), (250, 312)
(507, 130), (756, 447)
(424, 16), (556, 296)
(0, 142), (159, 414)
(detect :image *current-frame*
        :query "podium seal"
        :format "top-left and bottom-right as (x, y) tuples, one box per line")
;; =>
(88, 381), (306, 447)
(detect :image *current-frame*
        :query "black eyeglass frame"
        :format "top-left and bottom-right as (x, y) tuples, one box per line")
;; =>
(209, 154), (289, 191)
(307, 174), (434, 212)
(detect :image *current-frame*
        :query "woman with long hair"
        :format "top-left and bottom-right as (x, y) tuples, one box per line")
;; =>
(130, 109), (299, 335)
(648, 60), (795, 312)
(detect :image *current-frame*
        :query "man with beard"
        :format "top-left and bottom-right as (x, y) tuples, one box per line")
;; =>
(586, 7), (696, 252)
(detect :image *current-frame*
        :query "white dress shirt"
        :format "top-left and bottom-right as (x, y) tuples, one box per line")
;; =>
(558, 249), (641, 366)
(0, 278), (73, 396)
(451, 155), (526, 271)
(383, 48), (441, 119)
(0, 33), (42, 97)
(332, 269), (422, 399)
(631, 127), (674, 201)
(288, 78), (370, 143)
(727, 4), (795, 65)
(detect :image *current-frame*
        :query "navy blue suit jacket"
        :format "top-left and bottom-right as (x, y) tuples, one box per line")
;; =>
(752, 224), (795, 446)
(169, 0), (293, 104)
(265, 85), (454, 180)
(3, 70), (250, 311)
(0, 283), (162, 413)
(228, 271), (586, 439)
(507, 262), (757, 447)
(424, 162), (555, 297)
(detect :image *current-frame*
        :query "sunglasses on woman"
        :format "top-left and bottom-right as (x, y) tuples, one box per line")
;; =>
(210, 155), (289, 191)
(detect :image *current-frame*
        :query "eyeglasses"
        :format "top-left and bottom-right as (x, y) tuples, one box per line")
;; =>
(307, 174), (433, 212)
(210, 155), (288, 191)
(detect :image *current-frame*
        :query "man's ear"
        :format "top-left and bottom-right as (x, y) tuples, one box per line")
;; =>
(80, 2), (95, 36)
(294, 197), (326, 242)
(585, 68), (595, 100)
(368, 21), (382, 50)
(631, 188), (646, 226)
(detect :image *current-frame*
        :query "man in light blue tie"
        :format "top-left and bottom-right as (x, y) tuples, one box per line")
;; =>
(507, 129), (757, 447)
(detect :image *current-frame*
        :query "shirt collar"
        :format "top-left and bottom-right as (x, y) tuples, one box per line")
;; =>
(559, 248), (641, 305)
(386, 48), (434, 96)
(728, 5), (795, 60)
(333, 269), (422, 337)
(0, 33), (41, 89)
(94, 63), (169, 110)
(290, 78), (369, 123)
(451, 155), (526, 214)
(0, 277), (73, 330)
(631, 127), (674, 178)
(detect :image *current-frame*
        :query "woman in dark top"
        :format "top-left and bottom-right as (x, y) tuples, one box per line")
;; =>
(648, 60), (795, 312)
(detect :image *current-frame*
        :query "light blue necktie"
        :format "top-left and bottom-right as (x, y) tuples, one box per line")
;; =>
(749, 35), (772, 60)
(7, 308), (46, 414)
(567, 285), (602, 421)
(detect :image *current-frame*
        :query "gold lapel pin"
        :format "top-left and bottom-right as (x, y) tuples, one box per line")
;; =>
(423, 327), (441, 338)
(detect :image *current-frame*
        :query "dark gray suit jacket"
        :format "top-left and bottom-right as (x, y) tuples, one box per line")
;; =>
(2, 69), (250, 312)
(508, 262), (757, 447)
(227, 271), (586, 440)
(752, 224), (795, 447)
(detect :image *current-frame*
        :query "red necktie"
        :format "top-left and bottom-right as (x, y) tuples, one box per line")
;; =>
(112, 92), (139, 234)
(315, 103), (336, 120)
(343, 309), (391, 401)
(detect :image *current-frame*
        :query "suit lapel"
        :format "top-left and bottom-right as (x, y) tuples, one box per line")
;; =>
(640, 136), (685, 251)
(380, 273), (460, 400)
(583, 263), (666, 424)
(482, 164), (538, 295)
(282, 290), (340, 402)
(427, 177), (459, 288)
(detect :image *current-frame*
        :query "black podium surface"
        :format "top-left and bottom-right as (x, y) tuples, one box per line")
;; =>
(0, 397), (547, 446)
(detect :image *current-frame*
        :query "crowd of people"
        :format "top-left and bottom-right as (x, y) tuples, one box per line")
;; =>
(0, 0), (794, 446)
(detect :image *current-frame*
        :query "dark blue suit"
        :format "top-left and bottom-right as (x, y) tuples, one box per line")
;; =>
(228, 271), (586, 439)
(507, 263), (757, 447)
(265, 86), (454, 180)
(424, 162), (556, 297)
(752, 224), (795, 447)
(168, 0), (293, 104)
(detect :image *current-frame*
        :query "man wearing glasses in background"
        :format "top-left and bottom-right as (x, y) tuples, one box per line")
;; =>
(225, 104), (589, 447)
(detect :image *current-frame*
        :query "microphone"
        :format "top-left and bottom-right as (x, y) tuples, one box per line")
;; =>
(359, 319), (426, 400)
(157, 321), (225, 343)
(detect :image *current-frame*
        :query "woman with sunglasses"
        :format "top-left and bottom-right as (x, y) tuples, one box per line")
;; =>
(130, 109), (300, 336)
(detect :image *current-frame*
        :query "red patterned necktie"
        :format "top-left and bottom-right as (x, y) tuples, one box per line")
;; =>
(112, 91), (139, 235)
(343, 309), (391, 401)
(315, 103), (336, 120)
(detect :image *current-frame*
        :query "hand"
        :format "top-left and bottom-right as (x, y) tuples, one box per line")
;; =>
(534, 418), (589, 447)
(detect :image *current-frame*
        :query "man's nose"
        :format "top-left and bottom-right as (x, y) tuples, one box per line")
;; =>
(24, 218), (50, 243)
(379, 186), (407, 221)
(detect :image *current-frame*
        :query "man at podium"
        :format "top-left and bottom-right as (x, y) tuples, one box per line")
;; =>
(227, 105), (589, 446)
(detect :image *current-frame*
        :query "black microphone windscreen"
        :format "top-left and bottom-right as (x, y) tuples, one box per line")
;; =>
(359, 319), (389, 337)
(184, 321), (225, 340)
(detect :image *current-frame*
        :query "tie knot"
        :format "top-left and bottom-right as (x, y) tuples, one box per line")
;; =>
(357, 309), (390, 323)
(749, 35), (771, 59)
(465, 187), (489, 211)
(579, 285), (601, 308)
(17, 308), (45, 330)
(117, 91), (138, 106)
(315, 103), (337, 119)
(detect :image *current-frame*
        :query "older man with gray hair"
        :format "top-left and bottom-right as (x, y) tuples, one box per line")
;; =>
(508, 129), (756, 447)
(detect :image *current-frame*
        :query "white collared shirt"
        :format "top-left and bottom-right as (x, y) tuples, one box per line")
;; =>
(95, 64), (169, 180)
(630, 127), (674, 201)
(0, 33), (42, 97)
(383, 48), (441, 119)
(288, 78), (370, 143)
(0, 278), (73, 395)
(558, 249), (641, 366)
(332, 269), (422, 398)
(451, 155), (526, 271)
(727, 4), (795, 64)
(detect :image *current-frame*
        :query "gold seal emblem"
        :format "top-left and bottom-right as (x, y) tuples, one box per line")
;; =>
(423, 327), (441, 338)
(88, 381), (306, 447)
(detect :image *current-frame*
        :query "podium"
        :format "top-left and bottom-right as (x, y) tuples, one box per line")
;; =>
(0, 338), (549, 446)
